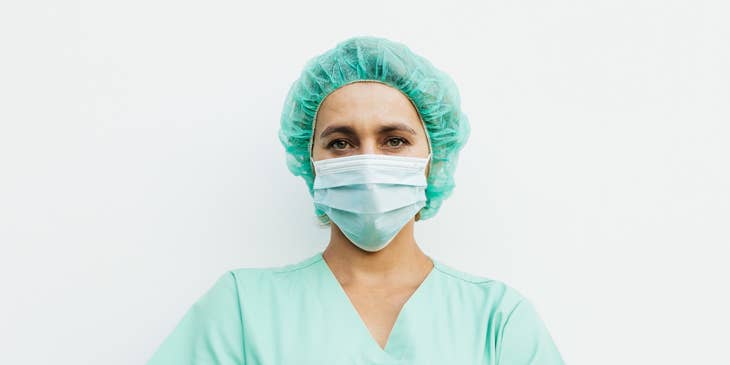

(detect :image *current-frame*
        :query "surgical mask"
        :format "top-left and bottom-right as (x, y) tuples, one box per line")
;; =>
(311, 153), (431, 252)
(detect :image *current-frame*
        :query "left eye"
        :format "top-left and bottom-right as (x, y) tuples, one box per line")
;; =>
(387, 138), (406, 147)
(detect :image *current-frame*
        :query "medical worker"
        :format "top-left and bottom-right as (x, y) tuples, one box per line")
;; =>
(146, 35), (565, 365)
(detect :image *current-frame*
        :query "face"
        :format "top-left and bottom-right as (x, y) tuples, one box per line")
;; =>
(311, 81), (431, 177)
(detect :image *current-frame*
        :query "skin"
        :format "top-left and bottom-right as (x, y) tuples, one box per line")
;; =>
(311, 81), (434, 351)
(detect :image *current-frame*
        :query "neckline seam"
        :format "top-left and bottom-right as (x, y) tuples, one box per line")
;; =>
(266, 252), (494, 286)
(270, 252), (324, 274)
(431, 264), (495, 285)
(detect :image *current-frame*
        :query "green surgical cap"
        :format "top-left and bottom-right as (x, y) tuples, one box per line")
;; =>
(278, 35), (470, 224)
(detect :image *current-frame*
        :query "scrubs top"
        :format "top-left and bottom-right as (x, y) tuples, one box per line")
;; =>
(146, 251), (565, 365)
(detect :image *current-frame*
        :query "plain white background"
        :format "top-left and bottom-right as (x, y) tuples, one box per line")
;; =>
(1, 0), (728, 364)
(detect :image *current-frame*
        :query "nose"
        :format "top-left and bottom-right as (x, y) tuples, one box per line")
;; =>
(359, 138), (379, 155)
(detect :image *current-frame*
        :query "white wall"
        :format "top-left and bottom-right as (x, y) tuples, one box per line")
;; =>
(1, 0), (728, 364)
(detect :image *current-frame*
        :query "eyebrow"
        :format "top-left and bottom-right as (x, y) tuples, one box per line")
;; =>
(319, 122), (418, 139)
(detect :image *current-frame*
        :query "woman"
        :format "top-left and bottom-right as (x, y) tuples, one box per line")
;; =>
(147, 36), (565, 364)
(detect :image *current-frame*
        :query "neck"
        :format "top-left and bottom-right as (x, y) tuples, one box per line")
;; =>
(322, 219), (433, 287)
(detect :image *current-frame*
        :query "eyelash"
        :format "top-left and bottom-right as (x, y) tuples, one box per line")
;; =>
(326, 137), (410, 150)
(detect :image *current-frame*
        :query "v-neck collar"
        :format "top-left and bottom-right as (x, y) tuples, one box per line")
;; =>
(316, 251), (439, 361)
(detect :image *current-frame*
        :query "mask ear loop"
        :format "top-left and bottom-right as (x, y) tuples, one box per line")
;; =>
(309, 88), (330, 226)
(397, 86), (432, 223)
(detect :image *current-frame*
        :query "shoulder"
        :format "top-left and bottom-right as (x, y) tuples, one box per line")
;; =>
(431, 257), (528, 313)
(224, 252), (323, 289)
(228, 251), (321, 276)
(431, 258), (565, 363)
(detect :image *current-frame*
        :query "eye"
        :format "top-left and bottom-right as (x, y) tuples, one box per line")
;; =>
(386, 137), (409, 148)
(327, 139), (352, 150)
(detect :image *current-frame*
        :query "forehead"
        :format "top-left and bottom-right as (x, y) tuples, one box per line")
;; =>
(313, 81), (422, 132)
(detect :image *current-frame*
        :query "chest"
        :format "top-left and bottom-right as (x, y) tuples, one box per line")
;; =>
(238, 267), (500, 364)
(343, 284), (418, 351)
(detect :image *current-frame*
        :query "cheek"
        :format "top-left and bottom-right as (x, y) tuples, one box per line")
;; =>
(312, 146), (333, 161)
(310, 141), (323, 159)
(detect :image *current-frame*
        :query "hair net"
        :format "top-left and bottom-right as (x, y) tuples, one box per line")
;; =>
(278, 35), (471, 225)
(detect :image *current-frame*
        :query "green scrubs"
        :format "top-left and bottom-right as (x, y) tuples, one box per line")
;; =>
(147, 251), (564, 364)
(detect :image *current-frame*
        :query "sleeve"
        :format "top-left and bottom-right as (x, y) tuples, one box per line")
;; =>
(496, 299), (565, 365)
(146, 271), (245, 365)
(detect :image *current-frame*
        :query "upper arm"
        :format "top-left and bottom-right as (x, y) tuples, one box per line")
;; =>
(496, 299), (565, 365)
(146, 271), (245, 365)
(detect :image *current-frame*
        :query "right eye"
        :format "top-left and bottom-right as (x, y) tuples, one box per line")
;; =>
(327, 139), (352, 150)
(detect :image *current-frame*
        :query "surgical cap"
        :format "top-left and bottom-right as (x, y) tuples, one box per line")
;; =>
(278, 35), (471, 224)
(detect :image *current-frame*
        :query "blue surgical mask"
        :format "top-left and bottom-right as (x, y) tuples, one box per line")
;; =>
(310, 153), (431, 252)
